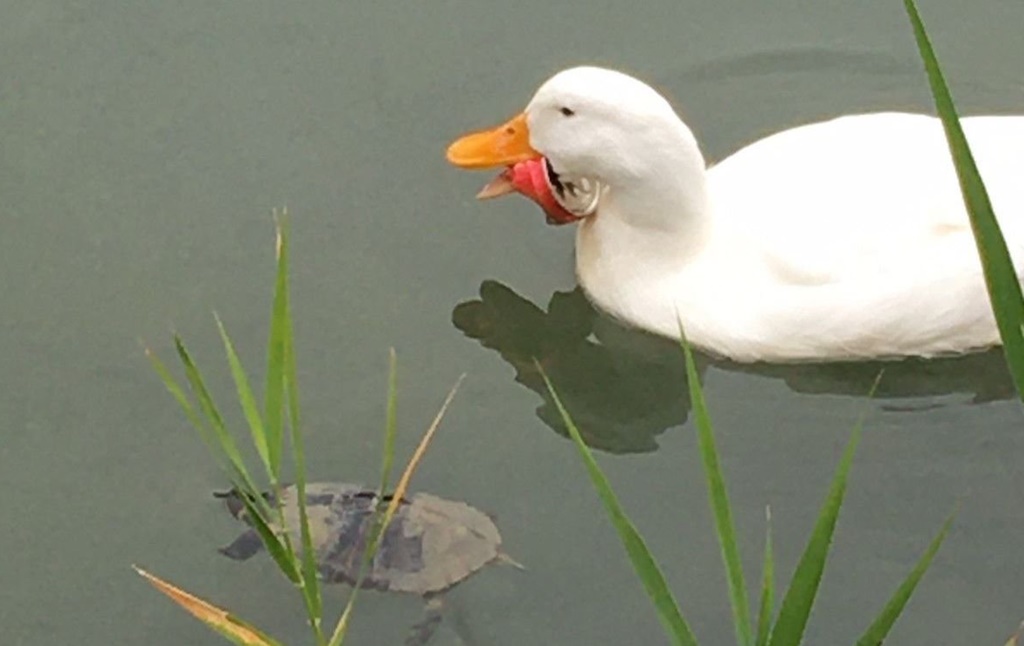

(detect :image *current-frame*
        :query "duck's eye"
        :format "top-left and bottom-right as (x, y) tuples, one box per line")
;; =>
(560, 106), (575, 117)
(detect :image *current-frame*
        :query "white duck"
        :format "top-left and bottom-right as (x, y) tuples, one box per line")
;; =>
(446, 66), (1024, 362)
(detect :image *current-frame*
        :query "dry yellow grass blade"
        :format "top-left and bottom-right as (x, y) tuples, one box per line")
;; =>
(1006, 622), (1024, 646)
(134, 566), (283, 646)
(327, 373), (466, 646)
(385, 373), (466, 514)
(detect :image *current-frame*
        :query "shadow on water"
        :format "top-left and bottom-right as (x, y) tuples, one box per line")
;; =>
(453, 280), (1015, 454)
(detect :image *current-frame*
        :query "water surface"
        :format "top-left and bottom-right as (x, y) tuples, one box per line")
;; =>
(3, 1), (1024, 644)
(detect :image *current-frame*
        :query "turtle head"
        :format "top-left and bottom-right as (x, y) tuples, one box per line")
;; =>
(213, 488), (274, 520)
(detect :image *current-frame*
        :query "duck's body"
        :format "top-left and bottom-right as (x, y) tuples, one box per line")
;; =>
(578, 112), (1024, 361)
(448, 67), (1024, 362)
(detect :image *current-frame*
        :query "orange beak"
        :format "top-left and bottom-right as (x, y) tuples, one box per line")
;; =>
(446, 113), (541, 169)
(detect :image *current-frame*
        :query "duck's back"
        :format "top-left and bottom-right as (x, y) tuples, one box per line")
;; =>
(692, 113), (1024, 360)
(709, 113), (1024, 283)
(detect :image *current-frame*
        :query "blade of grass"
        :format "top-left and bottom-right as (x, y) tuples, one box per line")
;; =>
(902, 0), (1024, 396)
(767, 373), (881, 646)
(755, 507), (774, 646)
(539, 364), (698, 646)
(263, 209), (290, 478)
(767, 426), (860, 646)
(378, 374), (464, 546)
(287, 382), (322, 639)
(327, 374), (465, 646)
(239, 491), (301, 584)
(215, 314), (271, 478)
(271, 214), (324, 639)
(173, 335), (262, 499)
(135, 566), (283, 646)
(680, 333), (752, 646)
(336, 347), (401, 645)
(377, 348), (399, 497)
(145, 344), (223, 467)
(854, 508), (956, 645)
(149, 343), (284, 577)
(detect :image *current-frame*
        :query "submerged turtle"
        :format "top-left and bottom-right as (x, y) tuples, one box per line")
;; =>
(216, 482), (520, 645)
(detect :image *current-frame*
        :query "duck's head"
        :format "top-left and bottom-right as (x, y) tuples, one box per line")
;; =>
(447, 66), (696, 226)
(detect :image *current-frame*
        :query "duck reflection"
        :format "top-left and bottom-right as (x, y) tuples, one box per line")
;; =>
(453, 281), (1014, 454)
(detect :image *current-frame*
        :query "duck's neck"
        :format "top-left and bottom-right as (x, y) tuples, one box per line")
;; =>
(575, 120), (714, 332)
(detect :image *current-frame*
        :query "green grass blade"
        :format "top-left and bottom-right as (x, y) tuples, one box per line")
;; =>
(275, 216), (323, 638)
(902, 0), (1024, 396)
(148, 343), (257, 504)
(539, 364), (698, 646)
(377, 348), (399, 497)
(173, 335), (261, 497)
(239, 492), (301, 585)
(337, 347), (400, 645)
(755, 507), (774, 646)
(680, 335), (752, 646)
(215, 314), (272, 479)
(148, 342), (277, 523)
(145, 345), (214, 448)
(854, 509), (956, 646)
(767, 426), (860, 646)
(262, 210), (290, 477)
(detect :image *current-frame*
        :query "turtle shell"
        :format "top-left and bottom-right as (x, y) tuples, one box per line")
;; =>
(220, 482), (510, 596)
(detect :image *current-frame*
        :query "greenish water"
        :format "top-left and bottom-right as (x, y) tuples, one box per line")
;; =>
(2, 1), (1023, 644)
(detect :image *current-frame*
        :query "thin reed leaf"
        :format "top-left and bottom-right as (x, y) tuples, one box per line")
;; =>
(276, 216), (323, 637)
(680, 332), (752, 646)
(377, 348), (399, 497)
(902, 0), (1024, 396)
(328, 375), (465, 646)
(215, 314), (271, 478)
(768, 427), (860, 646)
(755, 508), (774, 646)
(239, 491), (301, 585)
(332, 348), (402, 646)
(149, 342), (276, 522)
(174, 335), (261, 497)
(144, 345), (209, 447)
(149, 343), (230, 479)
(768, 374), (882, 646)
(539, 364), (698, 646)
(288, 384), (322, 634)
(263, 210), (290, 477)
(854, 509), (956, 646)
(379, 374), (464, 543)
(330, 600), (355, 646)
(135, 566), (283, 646)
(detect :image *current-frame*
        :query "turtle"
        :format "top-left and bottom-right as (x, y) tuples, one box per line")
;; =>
(216, 482), (520, 645)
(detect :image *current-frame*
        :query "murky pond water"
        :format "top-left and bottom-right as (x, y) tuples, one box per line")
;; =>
(3, 1), (1024, 644)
